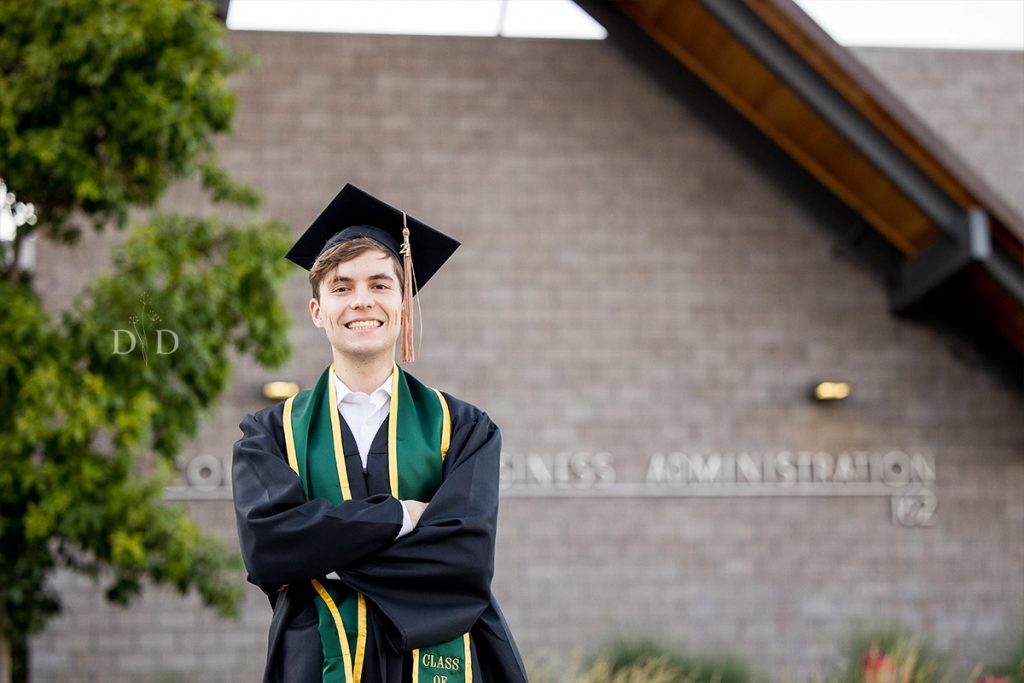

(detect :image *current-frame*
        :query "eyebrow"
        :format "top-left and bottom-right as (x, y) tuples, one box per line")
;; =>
(330, 273), (396, 284)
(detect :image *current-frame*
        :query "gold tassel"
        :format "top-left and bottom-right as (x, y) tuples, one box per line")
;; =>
(400, 214), (415, 362)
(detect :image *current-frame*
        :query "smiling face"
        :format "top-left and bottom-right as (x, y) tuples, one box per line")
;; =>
(309, 248), (404, 365)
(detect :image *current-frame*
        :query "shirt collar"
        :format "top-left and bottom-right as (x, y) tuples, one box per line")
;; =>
(333, 370), (393, 408)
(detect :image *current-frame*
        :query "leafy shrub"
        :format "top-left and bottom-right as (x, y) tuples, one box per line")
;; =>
(822, 626), (945, 683)
(984, 629), (1023, 683)
(590, 637), (755, 683)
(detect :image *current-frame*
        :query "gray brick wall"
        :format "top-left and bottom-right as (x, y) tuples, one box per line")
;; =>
(853, 47), (1024, 218)
(28, 32), (1024, 682)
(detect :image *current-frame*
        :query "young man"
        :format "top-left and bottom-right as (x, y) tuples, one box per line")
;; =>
(231, 185), (527, 683)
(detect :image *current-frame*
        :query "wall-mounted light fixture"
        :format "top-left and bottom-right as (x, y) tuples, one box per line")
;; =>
(811, 381), (851, 402)
(262, 381), (300, 401)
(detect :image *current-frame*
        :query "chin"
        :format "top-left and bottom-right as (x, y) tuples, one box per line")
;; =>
(334, 343), (396, 362)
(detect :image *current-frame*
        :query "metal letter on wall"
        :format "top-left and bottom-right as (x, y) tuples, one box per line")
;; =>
(167, 448), (937, 527)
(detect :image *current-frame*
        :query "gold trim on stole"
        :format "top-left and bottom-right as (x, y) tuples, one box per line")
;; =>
(326, 364), (367, 682)
(409, 386), (469, 683)
(387, 366), (400, 497)
(327, 364), (353, 501)
(283, 395), (298, 473)
(353, 593), (367, 678)
(283, 368), (366, 682)
(311, 579), (355, 683)
(432, 388), (451, 461)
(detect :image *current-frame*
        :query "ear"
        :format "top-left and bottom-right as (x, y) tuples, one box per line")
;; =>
(309, 297), (325, 329)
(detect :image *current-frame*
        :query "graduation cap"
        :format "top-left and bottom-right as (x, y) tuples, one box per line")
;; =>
(286, 184), (460, 362)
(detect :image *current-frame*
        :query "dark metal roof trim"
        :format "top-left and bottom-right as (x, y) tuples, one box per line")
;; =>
(697, 0), (966, 239)
(892, 207), (992, 311)
(699, 0), (1024, 310)
(763, 0), (1024, 243)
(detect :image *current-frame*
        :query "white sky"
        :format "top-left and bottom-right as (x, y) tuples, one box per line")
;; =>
(796, 0), (1023, 50)
(226, 0), (1024, 50)
(226, 0), (608, 39)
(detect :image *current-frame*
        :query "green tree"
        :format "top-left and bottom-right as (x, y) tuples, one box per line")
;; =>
(0, 1), (291, 681)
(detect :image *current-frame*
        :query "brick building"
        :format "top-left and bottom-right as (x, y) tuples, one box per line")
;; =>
(29, 5), (1023, 682)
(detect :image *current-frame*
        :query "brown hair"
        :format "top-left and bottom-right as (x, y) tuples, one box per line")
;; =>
(309, 236), (403, 301)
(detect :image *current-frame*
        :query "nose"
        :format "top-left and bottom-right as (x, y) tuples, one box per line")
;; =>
(351, 285), (375, 309)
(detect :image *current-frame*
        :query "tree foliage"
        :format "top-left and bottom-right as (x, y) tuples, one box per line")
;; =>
(0, 0), (255, 246)
(0, 216), (291, 639)
(0, 0), (294, 674)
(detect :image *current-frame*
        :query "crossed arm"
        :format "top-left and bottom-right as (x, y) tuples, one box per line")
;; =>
(231, 401), (501, 649)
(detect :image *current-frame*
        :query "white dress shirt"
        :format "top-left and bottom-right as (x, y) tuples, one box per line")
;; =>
(334, 372), (392, 470)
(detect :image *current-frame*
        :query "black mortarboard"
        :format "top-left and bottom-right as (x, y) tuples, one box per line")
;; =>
(285, 184), (460, 294)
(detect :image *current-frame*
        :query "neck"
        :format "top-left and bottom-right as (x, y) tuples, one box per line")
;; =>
(331, 350), (395, 394)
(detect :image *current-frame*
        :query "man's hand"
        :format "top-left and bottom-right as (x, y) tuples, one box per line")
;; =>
(403, 500), (428, 529)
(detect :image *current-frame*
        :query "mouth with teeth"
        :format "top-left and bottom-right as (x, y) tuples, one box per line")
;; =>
(345, 319), (383, 330)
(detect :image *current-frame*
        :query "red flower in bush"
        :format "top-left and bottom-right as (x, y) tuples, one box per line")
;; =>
(861, 648), (896, 683)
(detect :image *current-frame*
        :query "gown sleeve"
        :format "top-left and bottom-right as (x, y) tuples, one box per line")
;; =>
(232, 405), (405, 588)
(337, 399), (502, 652)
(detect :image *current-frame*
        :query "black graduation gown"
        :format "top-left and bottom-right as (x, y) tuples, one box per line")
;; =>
(231, 392), (528, 683)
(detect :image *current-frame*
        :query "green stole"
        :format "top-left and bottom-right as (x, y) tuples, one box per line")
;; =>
(282, 364), (473, 683)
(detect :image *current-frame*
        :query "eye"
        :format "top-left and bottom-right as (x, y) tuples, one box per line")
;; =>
(373, 283), (391, 290)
